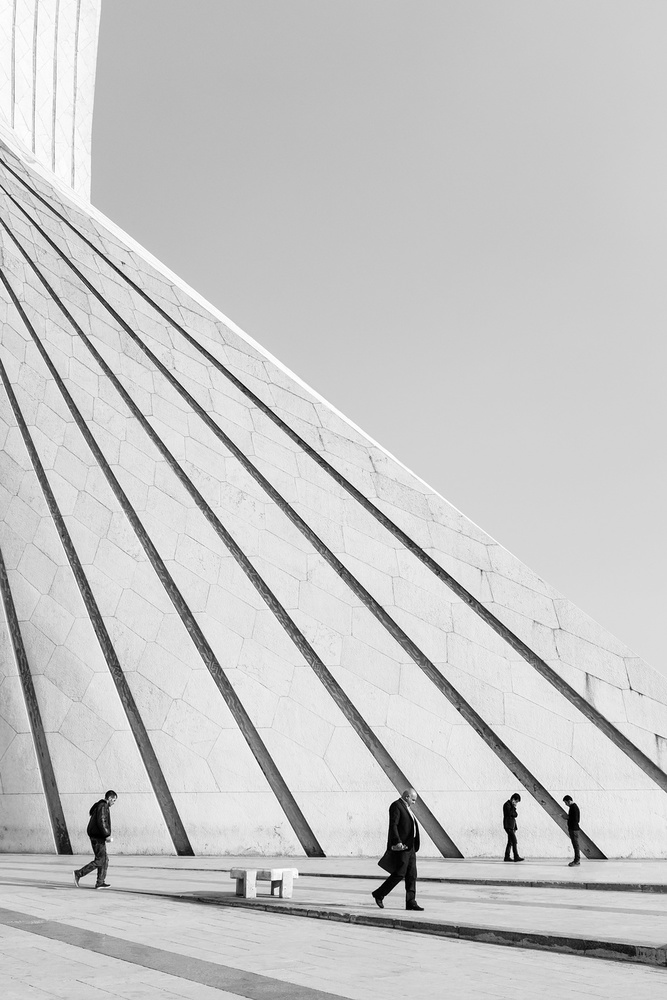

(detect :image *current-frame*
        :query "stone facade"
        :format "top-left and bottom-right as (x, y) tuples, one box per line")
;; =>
(0, 0), (100, 200)
(1, 4), (667, 858)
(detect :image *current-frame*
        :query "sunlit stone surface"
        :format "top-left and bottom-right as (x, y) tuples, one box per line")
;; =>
(1, 0), (667, 859)
(0, 0), (100, 199)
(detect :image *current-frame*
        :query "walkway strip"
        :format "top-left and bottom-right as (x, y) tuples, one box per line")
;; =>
(0, 905), (344, 999)
(124, 864), (667, 894)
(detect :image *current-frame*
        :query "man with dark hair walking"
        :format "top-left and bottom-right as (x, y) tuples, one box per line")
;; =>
(503, 793), (524, 862)
(74, 790), (117, 888)
(372, 788), (424, 911)
(563, 795), (581, 866)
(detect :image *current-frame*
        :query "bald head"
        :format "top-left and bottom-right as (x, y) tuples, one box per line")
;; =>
(402, 788), (418, 807)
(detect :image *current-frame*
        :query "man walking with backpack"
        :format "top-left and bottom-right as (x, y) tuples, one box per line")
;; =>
(74, 789), (117, 888)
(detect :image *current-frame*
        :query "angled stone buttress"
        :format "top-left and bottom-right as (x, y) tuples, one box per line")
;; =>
(1, 1), (666, 858)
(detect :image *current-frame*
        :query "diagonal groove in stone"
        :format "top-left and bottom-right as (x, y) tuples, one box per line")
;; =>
(0, 160), (659, 807)
(0, 183), (608, 857)
(0, 355), (194, 857)
(0, 200), (467, 860)
(0, 253), (325, 860)
(0, 542), (72, 854)
(0, 212), (465, 862)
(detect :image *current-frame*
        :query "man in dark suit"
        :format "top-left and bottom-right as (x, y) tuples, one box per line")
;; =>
(372, 788), (423, 911)
(563, 795), (581, 866)
(503, 793), (524, 862)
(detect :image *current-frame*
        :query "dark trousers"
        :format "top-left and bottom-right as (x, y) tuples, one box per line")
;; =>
(375, 849), (417, 903)
(504, 830), (519, 860)
(569, 829), (580, 861)
(76, 838), (108, 884)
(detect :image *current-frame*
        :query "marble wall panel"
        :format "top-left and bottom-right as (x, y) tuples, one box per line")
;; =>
(2, 137), (667, 856)
(0, 793), (54, 851)
(171, 792), (303, 856)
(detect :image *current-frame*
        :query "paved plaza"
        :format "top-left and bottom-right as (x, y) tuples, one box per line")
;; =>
(1, 855), (666, 999)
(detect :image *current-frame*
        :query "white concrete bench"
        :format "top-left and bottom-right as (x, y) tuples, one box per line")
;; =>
(230, 867), (299, 899)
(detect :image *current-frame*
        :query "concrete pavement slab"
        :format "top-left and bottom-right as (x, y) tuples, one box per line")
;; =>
(1, 855), (667, 998)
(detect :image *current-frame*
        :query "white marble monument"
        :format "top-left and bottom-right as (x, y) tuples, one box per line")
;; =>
(1, 1), (667, 859)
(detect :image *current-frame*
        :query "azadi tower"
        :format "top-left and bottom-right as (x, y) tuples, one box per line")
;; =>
(1, 1), (666, 860)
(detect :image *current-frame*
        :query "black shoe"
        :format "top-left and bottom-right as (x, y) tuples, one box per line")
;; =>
(568, 861), (580, 867)
(95, 882), (111, 888)
(406, 902), (424, 911)
(372, 892), (384, 908)
(503, 857), (512, 862)
(514, 857), (525, 862)
(73, 871), (81, 887)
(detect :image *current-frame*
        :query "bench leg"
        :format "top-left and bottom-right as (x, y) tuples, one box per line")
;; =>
(245, 871), (257, 899)
(236, 871), (257, 898)
(279, 872), (294, 899)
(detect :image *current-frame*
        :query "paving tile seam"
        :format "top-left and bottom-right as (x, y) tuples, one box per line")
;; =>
(143, 891), (667, 969)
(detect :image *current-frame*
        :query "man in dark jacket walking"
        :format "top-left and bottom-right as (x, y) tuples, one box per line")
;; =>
(74, 790), (117, 888)
(563, 795), (581, 866)
(503, 793), (524, 862)
(372, 788), (424, 911)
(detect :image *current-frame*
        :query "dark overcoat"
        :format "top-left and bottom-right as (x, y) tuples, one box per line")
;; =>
(378, 798), (420, 875)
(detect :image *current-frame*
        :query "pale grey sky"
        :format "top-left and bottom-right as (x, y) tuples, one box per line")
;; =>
(92, 1), (666, 675)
